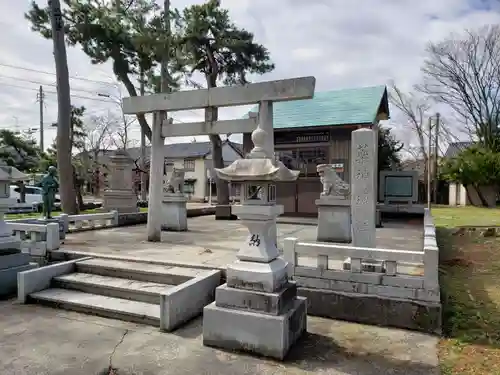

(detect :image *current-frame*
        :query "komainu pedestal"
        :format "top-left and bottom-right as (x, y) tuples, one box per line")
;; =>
(316, 164), (351, 243)
(161, 169), (187, 231)
(202, 115), (307, 360)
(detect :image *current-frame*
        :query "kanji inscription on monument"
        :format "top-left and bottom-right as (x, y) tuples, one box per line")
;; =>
(350, 129), (376, 248)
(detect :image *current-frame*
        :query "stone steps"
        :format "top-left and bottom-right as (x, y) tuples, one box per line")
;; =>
(29, 288), (161, 326)
(52, 273), (172, 304)
(23, 258), (217, 328)
(75, 258), (201, 285)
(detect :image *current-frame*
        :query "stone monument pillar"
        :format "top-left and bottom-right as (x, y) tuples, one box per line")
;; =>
(202, 107), (307, 360)
(344, 128), (382, 272)
(315, 164), (351, 243)
(103, 149), (138, 213)
(161, 168), (187, 231)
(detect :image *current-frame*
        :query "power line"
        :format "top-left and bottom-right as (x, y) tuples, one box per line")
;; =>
(0, 62), (117, 86)
(0, 81), (116, 103)
(0, 73), (103, 96)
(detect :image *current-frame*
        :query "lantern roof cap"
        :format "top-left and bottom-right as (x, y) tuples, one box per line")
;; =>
(0, 162), (28, 181)
(214, 158), (299, 182)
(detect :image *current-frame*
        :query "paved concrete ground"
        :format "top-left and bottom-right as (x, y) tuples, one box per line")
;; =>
(60, 216), (424, 270)
(0, 299), (438, 375)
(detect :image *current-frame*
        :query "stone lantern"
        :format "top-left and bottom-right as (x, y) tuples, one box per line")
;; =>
(202, 114), (307, 360)
(0, 163), (27, 248)
(0, 162), (39, 298)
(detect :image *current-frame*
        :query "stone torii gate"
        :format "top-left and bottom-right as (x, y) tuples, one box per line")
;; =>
(122, 77), (316, 241)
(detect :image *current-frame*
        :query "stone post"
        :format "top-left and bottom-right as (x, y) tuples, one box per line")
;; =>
(315, 164), (351, 243)
(161, 168), (187, 231)
(202, 118), (306, 360)
(345, 129), (380, 272)
(103, 149), (138, 213)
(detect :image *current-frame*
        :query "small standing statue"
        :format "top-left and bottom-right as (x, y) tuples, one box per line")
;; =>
(36, 166), (59, 219)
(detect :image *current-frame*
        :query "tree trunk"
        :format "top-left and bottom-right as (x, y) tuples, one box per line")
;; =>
(18, 182), (26, 203)
(72, 166), (83, 212)
(204, 69), (231, 217)
(206, 107), (231, 218)
(49, 0), (78, 214)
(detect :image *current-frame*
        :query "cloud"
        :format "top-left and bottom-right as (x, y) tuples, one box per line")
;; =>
(0, 0), (499, 150)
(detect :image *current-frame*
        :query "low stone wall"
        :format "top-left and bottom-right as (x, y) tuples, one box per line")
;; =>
(283, 208), (441, 334)
(118, 206), (216, 227)
(7, 222), (60, 258)
(60, 211), (119, 233)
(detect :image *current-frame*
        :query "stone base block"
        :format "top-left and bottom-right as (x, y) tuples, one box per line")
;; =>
(343, 257), (385, 273)
(103, 190), (138, 214)
(298, 287), (441, 334)
(0, 263), (38, 298)
(0, 252), (31, 270)
(161, 199), (187, 232)
(316, 200), (351, 243)
(226, 258), (289, 293)
(215, 282), (297, 315)
(215, 205), (238, 220)
(203, 297), (307, 360)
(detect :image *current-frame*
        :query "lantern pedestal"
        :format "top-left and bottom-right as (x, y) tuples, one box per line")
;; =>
(202, 122), (306, 360)
(203, 199), (307, 360)
(0, 164), (38, 298)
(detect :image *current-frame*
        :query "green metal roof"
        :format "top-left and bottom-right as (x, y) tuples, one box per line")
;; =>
(246, 85), (389, 129)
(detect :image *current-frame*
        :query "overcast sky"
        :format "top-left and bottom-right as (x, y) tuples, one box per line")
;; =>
(0, 0), (499, 150)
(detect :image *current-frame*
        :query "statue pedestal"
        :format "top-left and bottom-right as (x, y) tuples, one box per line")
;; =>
(103, 190), (138, 214)
(316, 197), (351, 243)
(161, 194), (187, 231)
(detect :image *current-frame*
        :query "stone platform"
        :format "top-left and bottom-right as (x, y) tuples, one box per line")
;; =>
(55, 216), (424, 271)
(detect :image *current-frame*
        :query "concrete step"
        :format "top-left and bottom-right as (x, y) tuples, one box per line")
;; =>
(52, 273), (172, 304)
(29, 288), (160, 326)
(75, 258), (202, 285)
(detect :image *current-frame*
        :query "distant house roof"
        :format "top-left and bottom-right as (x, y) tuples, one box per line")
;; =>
(444, 141), (474, 158)
(245, 85), (389, 129)
(100, 140), (243, 162)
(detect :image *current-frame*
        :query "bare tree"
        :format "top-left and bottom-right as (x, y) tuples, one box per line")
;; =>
(82, 112), (117, 195)
(390, 84), (431, 162)
(419, 25), (500, 150)
(110, 113), (138, 150)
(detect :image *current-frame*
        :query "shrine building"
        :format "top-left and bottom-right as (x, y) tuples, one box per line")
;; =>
(244, 85), (390, 217)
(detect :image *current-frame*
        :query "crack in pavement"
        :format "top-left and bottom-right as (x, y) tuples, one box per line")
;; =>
(107, 329), (129, 374)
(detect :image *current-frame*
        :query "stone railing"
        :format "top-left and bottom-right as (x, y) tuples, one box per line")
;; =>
(283, 237), (439, 304)
(7, 222), (60, 257)
(59, 210), (119, 233)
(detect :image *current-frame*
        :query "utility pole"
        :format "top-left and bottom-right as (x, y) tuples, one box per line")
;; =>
(49, 0), (77, 214)
(140, 69), (147, 201)
(433, 112), (440, 205)
(38, 85), (44, 151)
(147, 0), (170, 241)
(427, 116), (432, 210)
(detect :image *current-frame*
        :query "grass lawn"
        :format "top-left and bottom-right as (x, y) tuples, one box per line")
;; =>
(438, 230), (500, 374)
(434, 205), (500, 374)
(432, 205), (500, 228)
